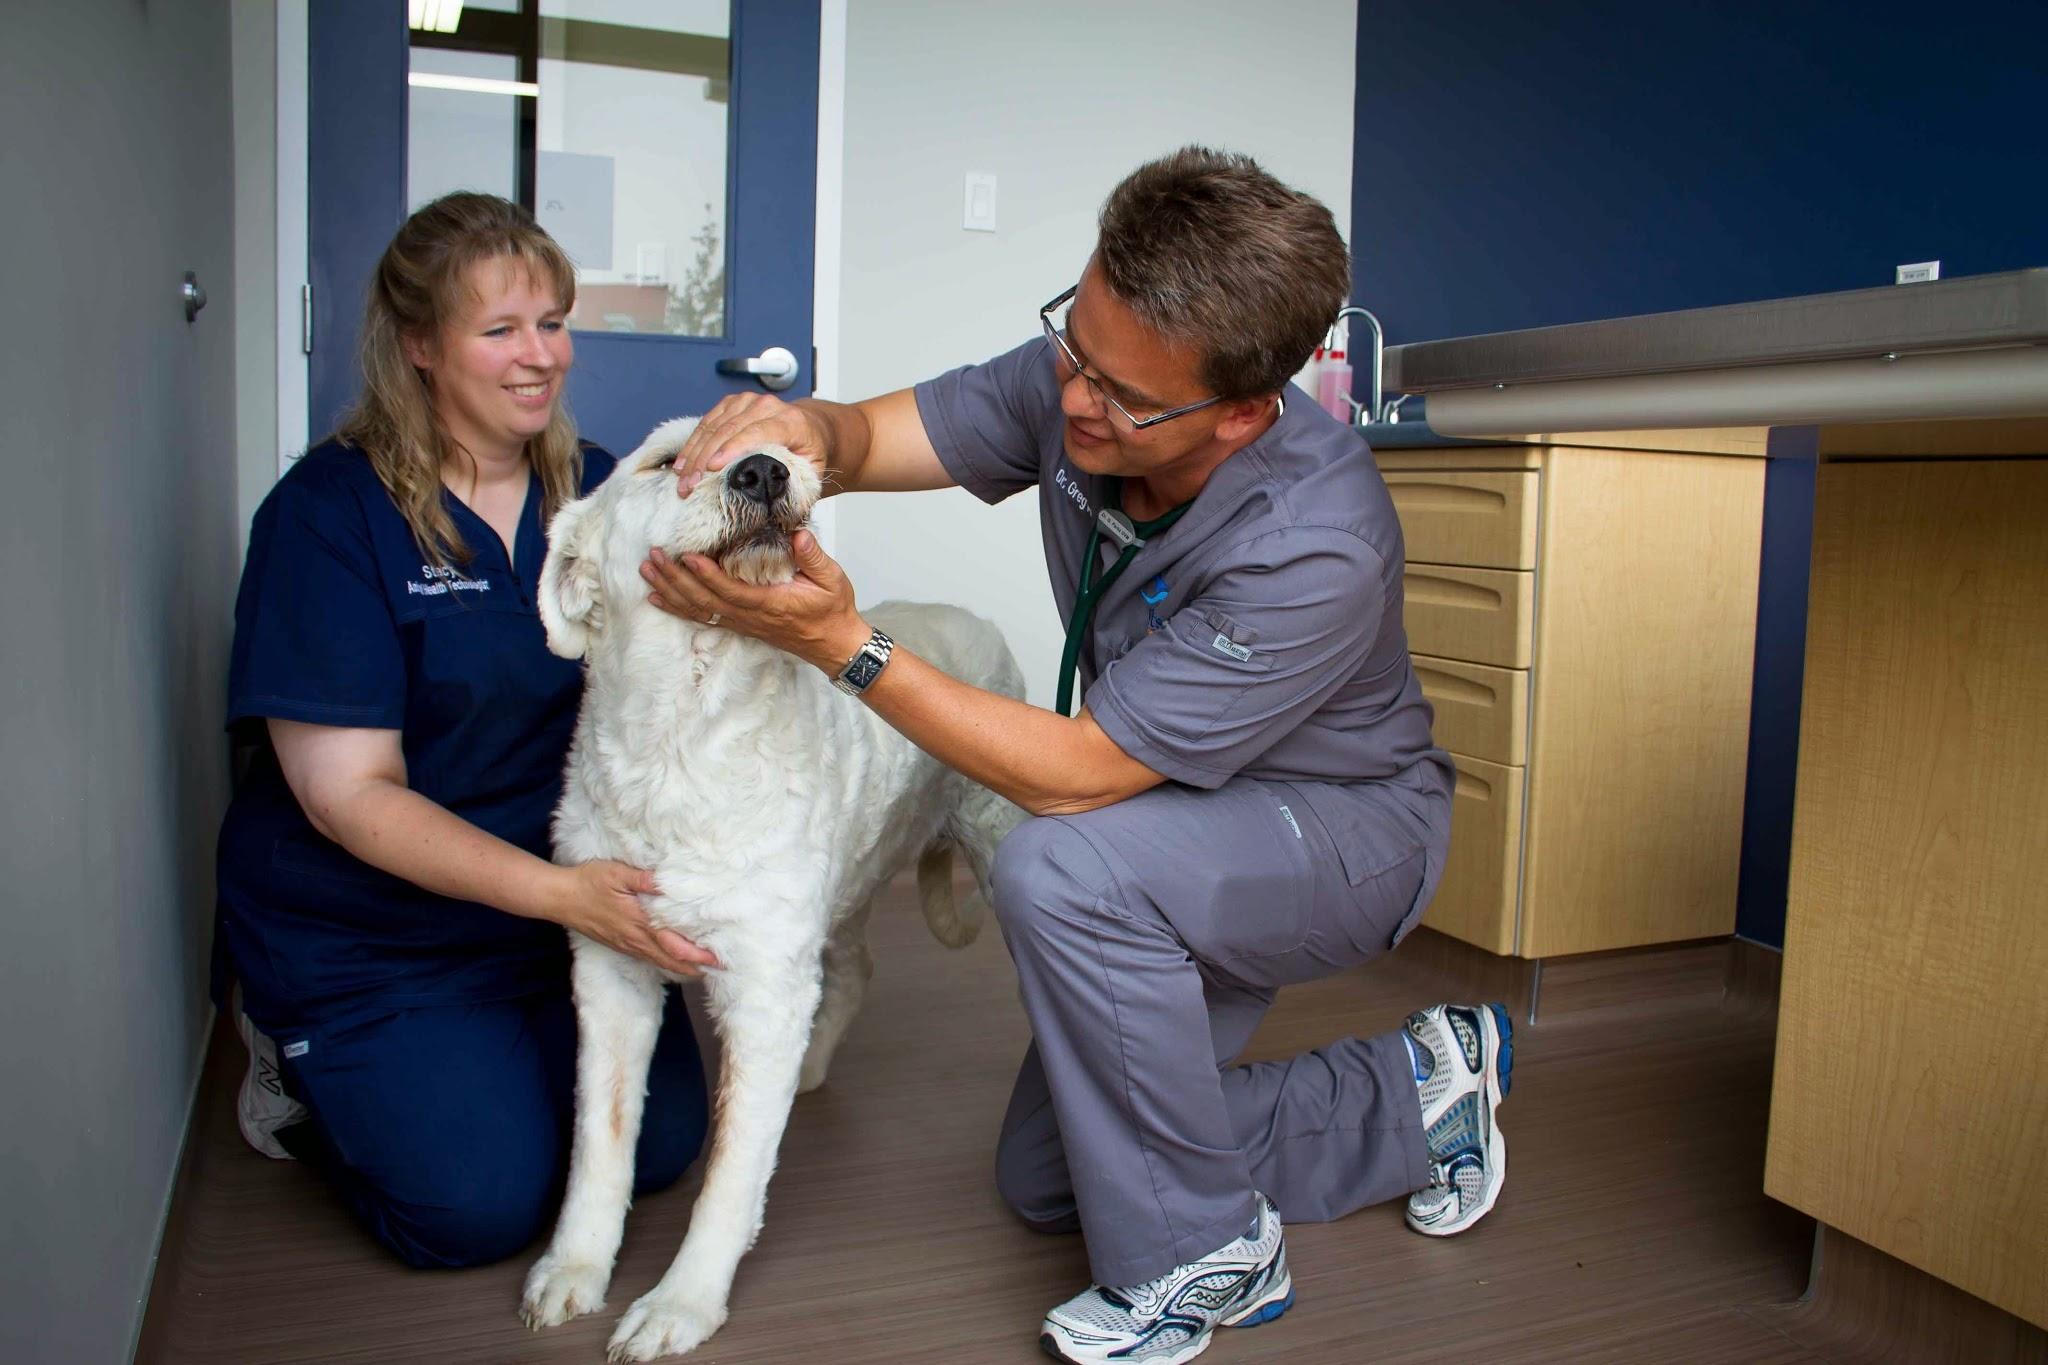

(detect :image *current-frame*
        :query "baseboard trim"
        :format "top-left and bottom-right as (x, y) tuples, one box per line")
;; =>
(129, 1004), (222, 1365)
(1724, 936), (1784, 1014)
(1392, 926), (1542, 1022)
(1399, 928), (1768, 1025)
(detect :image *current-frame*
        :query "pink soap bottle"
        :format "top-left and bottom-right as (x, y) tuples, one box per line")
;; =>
(1317, 347), (1354, 422)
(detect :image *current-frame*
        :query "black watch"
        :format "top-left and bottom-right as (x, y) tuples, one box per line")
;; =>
(831, 628), (894, 696)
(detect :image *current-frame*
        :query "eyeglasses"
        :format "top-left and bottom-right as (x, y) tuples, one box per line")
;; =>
(1039, 285), (1225, 431)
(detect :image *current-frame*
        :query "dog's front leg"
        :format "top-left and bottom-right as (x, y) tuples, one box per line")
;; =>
(607, 959), (822, 1362)
(521, 939), (665, 1330)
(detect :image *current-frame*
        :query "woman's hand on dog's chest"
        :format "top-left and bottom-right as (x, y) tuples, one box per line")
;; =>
(544, 859), (719, 976)
(641, 532), (869, 675)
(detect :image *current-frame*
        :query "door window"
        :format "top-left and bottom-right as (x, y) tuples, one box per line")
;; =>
(407, 0), (734, 338)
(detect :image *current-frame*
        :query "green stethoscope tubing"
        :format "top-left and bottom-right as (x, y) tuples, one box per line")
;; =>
(1055, 481), (1193, 716)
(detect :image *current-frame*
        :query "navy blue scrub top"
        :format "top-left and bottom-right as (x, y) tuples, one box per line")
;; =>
(215, 438), (616, 1029)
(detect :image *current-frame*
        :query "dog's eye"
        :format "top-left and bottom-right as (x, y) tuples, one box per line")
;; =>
(648, 452), (679, 472)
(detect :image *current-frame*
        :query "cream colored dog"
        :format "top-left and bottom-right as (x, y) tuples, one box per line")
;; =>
(520, 418), (1024, 1361)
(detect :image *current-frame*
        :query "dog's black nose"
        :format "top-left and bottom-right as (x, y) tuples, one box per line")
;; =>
(728, 453), (789, 506)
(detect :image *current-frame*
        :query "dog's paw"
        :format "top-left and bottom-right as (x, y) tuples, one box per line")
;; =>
(606, 1291), (727, 1361)
(520, 1255), (611, 1329)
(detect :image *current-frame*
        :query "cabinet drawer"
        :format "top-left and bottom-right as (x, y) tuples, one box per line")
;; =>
(1403, 566), (1534, 668)
(1422, 752), (1524, 956)
(1412, 655), (1528, 766)
(1385, 471), (1539, 569)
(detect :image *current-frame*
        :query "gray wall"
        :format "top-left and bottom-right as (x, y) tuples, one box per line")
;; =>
(233, 0), (282, 556)
(0, 1), (240, 1360)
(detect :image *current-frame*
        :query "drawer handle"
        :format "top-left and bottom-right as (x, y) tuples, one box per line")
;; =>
(1454, 769), (1495, 801)
(1415, 666), (1496, 705)
(1390, 483), (1509, 512)
(1408, 575), (1504, 609)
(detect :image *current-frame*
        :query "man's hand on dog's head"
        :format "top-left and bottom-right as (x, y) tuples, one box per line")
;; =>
(672, 393), (829, 498)
(641, 531), (870, 676)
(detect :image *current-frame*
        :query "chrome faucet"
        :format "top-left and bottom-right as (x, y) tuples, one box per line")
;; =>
(1333, 305), (1396, 424)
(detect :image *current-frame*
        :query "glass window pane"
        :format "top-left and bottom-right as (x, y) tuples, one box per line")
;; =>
(538, 2), (732, 337)
(407, 48), (519, 212)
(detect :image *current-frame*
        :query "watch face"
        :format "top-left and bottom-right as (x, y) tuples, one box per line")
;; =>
(845, 652), (884, 689)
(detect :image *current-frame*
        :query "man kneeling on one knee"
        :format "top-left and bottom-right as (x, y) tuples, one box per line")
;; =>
(643, 146), (1514, 1365)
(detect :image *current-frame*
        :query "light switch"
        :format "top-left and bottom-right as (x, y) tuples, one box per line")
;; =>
(964, 172), (997, 233)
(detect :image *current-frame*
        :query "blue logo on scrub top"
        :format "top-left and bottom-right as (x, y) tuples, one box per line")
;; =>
(1141, 575), (1170, 633)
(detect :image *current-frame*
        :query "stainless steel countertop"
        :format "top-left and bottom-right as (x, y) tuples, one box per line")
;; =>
(1385, 269), (2048, 394)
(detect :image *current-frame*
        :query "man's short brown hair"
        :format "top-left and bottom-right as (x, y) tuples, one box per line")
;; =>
(1096, 146), (1350, 401)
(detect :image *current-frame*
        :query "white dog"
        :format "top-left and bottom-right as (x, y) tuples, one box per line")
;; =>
(519, 418), (1024, 1361)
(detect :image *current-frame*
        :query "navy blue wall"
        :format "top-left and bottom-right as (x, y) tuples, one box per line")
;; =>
(308, 0), (408, 443)
(1352, 2), (2046, 947)
(1735, 448), (1815, 945)
(1351, 1), (2047, 344)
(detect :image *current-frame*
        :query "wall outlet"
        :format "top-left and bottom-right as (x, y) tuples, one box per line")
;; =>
(1895, 260), (1941, 284)
(963, 172), (997, 233)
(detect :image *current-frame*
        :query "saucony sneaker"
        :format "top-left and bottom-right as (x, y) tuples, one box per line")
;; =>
(1039, 1194), (1294, 1365)
(1403, 1002), (1513, 1236)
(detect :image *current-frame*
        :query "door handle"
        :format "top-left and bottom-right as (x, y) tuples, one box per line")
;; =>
(181, 271), (208, 322)
(715, 345), (799, 392)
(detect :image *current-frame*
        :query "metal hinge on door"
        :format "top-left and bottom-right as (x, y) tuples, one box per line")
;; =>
(301, 284), (313, 356)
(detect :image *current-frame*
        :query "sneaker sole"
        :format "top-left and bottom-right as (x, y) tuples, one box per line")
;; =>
(1038, 1268), (1296, 1365)
(1405, 1002), (1512, 1237)
(1222, 1271), (1295, 1329)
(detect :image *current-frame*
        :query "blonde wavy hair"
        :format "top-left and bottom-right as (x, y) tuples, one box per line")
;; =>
(338, 192), (583, 567)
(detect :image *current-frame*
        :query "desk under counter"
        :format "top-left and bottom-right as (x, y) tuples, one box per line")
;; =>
(1379, 273), (2048, 1348)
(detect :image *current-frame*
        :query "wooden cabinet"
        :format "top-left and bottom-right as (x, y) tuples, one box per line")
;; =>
(1378, 442), (1766, 958)
(1764, 451), (2048, 1330)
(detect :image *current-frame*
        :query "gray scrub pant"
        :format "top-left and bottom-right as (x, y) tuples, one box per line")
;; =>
(989, 772), (1447, 1286)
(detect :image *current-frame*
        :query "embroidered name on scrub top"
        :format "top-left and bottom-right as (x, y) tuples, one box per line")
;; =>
(407, 564), (492, 596)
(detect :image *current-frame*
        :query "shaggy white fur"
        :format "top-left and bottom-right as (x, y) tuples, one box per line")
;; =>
(518, 418), (1025, 1361)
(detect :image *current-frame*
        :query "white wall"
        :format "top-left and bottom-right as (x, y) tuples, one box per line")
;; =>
(830, 0), (1357, 706)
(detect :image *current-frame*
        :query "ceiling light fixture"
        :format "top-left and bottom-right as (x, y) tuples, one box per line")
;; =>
(407, 71), (540, 98)
(407, 0), (465, 35)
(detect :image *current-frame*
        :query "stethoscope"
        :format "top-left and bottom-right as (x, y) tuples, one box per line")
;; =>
(1055, 479), (1192, 716)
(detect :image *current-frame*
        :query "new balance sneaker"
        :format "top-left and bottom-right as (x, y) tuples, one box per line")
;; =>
(1403, 1002), (1513, 1236)
(234, 1000), (306, 1161)
(1040, 1194), (1294, 1365)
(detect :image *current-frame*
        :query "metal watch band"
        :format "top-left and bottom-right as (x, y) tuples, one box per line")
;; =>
(831, 628), (895, 696)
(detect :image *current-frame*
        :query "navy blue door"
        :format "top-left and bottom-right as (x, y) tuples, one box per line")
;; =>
(308, 0), (818, 456)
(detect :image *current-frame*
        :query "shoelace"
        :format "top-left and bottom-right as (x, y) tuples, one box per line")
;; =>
(1107, 1217), (1262, 1309)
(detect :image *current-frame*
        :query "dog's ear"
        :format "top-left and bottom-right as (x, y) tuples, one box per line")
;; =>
(538, 494), (603, 659)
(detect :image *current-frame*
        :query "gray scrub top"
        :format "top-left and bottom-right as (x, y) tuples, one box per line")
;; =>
(914, 336), (1450, 798)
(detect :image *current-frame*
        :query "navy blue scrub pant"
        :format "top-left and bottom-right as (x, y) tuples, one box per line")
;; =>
(275, 985), (709, 1268)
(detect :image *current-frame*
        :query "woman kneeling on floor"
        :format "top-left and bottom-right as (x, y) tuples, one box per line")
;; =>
(212, 193), (715, 1267)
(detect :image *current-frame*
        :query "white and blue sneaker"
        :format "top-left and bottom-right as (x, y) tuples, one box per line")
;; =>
(1040, 1194), (1294, 1365)
(1403, 1002), (1514, 1236)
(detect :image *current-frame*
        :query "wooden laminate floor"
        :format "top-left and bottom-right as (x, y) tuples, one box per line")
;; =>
(138, 877), (1817, 1364)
